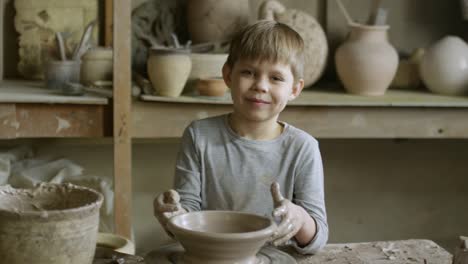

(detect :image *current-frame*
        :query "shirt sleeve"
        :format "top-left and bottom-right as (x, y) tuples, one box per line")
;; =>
(173, 124), (202, 212)
(291, 140), (328, 254)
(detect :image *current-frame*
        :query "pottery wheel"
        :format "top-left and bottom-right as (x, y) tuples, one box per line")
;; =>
(145, 243), (296, 264)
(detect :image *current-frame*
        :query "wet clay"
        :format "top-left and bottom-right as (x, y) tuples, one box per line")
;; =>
(0, 183), (103, 264)
(166, 211), (277, 264)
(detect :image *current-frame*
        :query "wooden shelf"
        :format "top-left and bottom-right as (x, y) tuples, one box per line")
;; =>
(0, 80), (110, 139)
(135, 87), (468, 139)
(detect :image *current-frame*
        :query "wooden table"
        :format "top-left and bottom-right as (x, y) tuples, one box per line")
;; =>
(288, 239), (452, 264)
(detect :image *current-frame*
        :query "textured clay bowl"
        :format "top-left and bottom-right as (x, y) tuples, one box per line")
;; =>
(0, 183), (103, 264)
(167, 211), (276, 264)
(195, 77), (228, 97)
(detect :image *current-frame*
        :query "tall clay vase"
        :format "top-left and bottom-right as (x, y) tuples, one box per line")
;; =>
(335, 24), (398, 96)
(147, 48), (192, 97)
(186, 0), (250, 44)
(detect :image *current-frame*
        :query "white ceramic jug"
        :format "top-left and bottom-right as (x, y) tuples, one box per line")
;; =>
(335, 23), (398, 96)
(419, 36), (468, 96)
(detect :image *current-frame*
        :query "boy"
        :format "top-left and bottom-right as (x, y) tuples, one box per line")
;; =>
(154, 20), (328, 254)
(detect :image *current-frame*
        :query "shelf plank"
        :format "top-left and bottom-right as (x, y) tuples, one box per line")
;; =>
(141, 87), (468, 107)
(132, 100), (468, 139)
(0, 103), (108, 138)
(0, 80), (108, 105)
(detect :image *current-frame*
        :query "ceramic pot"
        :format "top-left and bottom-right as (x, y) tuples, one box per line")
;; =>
(147, 48), (192, 97)
(335, 23), (398, 96)
(419, 36), (468, 96)
(196, 77), (228, 97)
(186, 0), (249, 44)
(81, 47), (113, 86)
(168, 211), (276, 264)
(185, 52), (228, 94)
(0, 183), (103, 264)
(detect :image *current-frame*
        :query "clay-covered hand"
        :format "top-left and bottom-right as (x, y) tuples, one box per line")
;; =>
(270, 182), (306, 246)
(153, 189), (187, 236)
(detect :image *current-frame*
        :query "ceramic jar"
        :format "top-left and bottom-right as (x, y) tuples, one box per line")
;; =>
(419, 36), (468, 96)
(186, 0), (249, 44)
(335, 23), (398, 96)
(147, 48), (192, 97)
(81, 47), (113, 86)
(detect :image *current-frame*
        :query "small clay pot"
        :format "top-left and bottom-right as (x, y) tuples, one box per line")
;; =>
(195, 78), (228, 96)
(81, 47), (113, 86)
(167, 211), (276, 264)
(147, 48), (192, 97)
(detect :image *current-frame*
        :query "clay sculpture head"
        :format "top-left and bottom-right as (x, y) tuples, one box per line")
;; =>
(167, 210), (276, 264)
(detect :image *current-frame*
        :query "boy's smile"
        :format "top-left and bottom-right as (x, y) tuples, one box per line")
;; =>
(223, 59), (304, 125)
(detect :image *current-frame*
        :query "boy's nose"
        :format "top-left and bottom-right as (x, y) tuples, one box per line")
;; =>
(252, 77), (269, 93)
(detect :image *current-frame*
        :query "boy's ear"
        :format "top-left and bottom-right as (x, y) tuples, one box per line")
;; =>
(222, 63), (232, 88)
(289, 79), (304, 101)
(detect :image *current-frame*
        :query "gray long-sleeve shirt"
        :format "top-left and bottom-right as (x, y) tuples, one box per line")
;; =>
(174, 114), (328, 254)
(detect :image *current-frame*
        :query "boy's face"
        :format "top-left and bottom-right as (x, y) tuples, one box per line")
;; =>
(222, 59), (304, 124)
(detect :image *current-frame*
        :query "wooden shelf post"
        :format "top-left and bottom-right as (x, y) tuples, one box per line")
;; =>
(113, 0), (132, 239)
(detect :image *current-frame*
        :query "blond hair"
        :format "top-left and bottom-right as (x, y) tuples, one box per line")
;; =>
(226, 20), (305, 81)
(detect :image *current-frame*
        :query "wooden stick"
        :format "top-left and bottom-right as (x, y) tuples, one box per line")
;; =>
(335, 0), (354, 25)
(367, 0), (383, 25)
(55, 32), (66, 61)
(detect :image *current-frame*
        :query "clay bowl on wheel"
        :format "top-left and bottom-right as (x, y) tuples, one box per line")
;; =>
(167, 210), (276, 264)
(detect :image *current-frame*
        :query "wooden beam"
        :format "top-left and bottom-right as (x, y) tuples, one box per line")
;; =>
(113, 0), (132, 239)
(105, 0), (113, 46)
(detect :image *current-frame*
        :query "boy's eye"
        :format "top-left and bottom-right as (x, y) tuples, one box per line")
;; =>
(272, 76), (284, 82)
(240, 70), (253, 76)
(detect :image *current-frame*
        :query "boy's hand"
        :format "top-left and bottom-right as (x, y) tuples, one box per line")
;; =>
(270, 182), (306, 246)
(153, 189), (187, 236)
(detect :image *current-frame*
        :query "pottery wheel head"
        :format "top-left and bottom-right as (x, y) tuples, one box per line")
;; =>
(146, 244), (296, 264)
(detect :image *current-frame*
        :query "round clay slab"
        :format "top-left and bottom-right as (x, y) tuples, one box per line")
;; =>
(145, 243), (296, 264)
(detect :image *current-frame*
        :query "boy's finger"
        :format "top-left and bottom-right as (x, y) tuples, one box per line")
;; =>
(274, 217), (292, 237)
(272, 230), (295, 246)
(164, 189), (180, 204)
(270, 182), (285, 204)
(156, 192), (179, 212)
(272, 204), (287, 218)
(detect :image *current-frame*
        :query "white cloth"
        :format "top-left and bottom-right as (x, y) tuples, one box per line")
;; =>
(0, 145), (114, 232)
